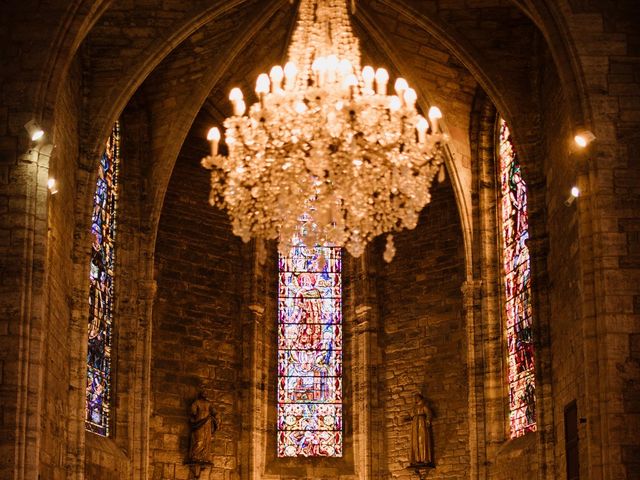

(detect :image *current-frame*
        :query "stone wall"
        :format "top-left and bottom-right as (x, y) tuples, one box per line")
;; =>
(377, 177), (468, 479)
(536, 49), (586, 480)
(36, 56), (84, 480)
(1, 1), (640, 479)
(151, 114), (244, 480)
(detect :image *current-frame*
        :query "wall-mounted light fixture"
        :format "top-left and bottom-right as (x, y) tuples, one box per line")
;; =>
(565, 186), (580, 206)
(574, 130), (596, 148)
(24, 120), (45, 142)
(47, 178), (58, 195)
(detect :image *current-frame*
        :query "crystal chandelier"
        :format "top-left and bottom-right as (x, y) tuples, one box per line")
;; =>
(202, 0), (448, 261)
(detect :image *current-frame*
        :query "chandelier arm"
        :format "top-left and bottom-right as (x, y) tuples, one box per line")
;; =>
(205, 0), (447, 261)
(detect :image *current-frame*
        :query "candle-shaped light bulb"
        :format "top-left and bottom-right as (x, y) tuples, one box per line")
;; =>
(270, 65), (284, 92)
(344, 73), (358, 86)
(394, 77), (408, 96)
(284, 62), (297, 89)
(327, 55), (339, 71)
(236, 99), (246, 116)
(428, 106), (443, 119)
(229, 87), (244, 116)
(338, 59), (353, 78)
(256, 73), (270, 109)
(403, 88), (417, 109)
(388, 95), (402, 112)
(362, 66), (375, 91)
(255, 73), (270, 95)
(229, 87), (243, 102)
(207, 127), (220, 141)
(416, 116), (429, 143)
(343, 73), (358, 99)
(312, 57), (327, 86)
(428, 106), (443, 132)
(207, 127), (221, 156)
(375, 68), (389, 95)
(326, 55), (340, 83)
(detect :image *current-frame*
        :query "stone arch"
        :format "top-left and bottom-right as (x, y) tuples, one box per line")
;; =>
(466, 86), (557, 479)
(71, 0), (592, 280)
(34, 0), (114, 122)
(506, 0), (594, 130)
(143, 0), (289, 249)
(354, 6), (475, 278)
(83, 0), (273, 163)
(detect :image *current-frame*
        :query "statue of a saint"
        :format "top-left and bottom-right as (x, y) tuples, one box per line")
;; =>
(409, 392), (434, 467)
(188, 392), (220, 464)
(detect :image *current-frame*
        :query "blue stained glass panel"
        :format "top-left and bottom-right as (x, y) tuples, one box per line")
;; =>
(277, 225), (342, 457)
(85, 122), (120, 437)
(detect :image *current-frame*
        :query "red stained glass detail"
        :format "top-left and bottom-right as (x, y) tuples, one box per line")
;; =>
(499, 118), (537, 438)
(278, 226), (342, 457)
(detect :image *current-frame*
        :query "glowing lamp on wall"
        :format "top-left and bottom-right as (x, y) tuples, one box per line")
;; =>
(574, 130), (596, 148)
(47, 178), (58, 195)
(565, 186), (580, 206)
(24, 120), (45, 142)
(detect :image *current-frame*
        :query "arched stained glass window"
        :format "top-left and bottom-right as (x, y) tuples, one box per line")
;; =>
(85, 122), (120, 436)
(277, 219), (343, 457)
(498, 118), (536, 438)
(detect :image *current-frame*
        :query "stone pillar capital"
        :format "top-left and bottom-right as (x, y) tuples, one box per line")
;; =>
(248, 303), (265, 316)
(355, 304), (372, 318)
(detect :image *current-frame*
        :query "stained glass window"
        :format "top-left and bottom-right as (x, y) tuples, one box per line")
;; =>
(499, 118), (536, 438)
(85, 122), (120, 436)
(277, 220), (343, 457)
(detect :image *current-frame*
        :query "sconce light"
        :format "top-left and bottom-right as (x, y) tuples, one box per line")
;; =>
(47, 178), (58, 195)
(24, 120), (45, 142)
(574, 130), (596, 148)
(565, 186), (580, 206)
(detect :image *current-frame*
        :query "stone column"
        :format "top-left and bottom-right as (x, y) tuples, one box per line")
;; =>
(131, 277), (157, 480)
(240, 241), (270, 480)
(527, 232), (556, 480)
(349, 251), (382, 480)
(0, 146), (50, 480)
(245, 303), (268, 479)
(462, 279), (484, 480)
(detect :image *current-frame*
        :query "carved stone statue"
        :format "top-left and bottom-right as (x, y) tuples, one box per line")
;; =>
(409, 392), (434, 467)
(188, 392), (220, 464)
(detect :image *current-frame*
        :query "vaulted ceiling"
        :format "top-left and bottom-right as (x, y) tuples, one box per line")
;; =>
(68, 0), (581, 247)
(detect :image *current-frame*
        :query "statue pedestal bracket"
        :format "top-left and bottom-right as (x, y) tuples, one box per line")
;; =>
(184, 461), (212, 479)
(408, 462), (435, 480)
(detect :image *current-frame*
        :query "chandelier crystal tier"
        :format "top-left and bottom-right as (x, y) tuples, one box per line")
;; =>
(202, 0), (448, 261)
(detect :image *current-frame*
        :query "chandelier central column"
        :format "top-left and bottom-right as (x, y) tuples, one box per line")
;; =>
(202, 0), (448, 261)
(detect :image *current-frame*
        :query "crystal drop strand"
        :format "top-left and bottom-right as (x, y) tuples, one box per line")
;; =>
(203, 0), (448, 263)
